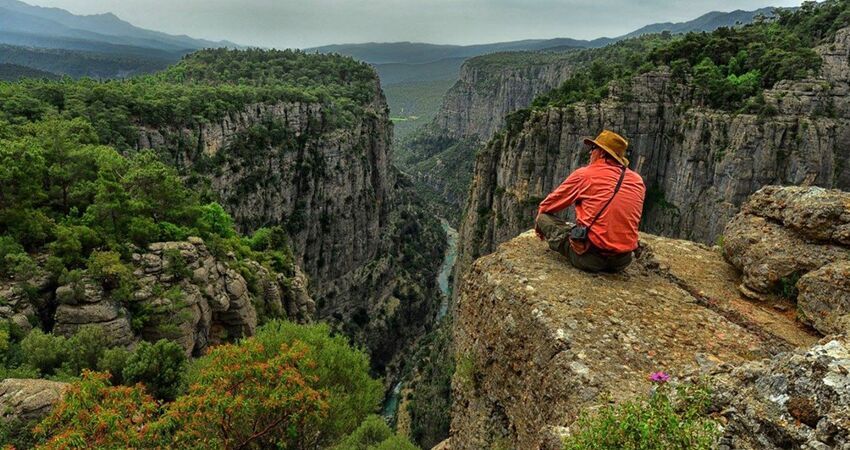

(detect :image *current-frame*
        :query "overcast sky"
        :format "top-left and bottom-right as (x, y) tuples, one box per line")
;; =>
(27, 0), (804, 49)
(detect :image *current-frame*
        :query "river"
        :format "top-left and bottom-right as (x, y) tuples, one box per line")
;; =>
(382, 218), (458, 423)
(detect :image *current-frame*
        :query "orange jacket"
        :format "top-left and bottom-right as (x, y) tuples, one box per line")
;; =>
(538, 159), (646, 253)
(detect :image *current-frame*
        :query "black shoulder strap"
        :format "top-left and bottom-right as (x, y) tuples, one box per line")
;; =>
(587, 166), (627, 231)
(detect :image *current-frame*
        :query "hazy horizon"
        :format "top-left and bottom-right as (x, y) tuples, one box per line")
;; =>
(23, 0), (805, 49)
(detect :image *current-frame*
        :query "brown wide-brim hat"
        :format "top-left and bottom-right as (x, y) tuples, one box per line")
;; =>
(583, 129), (629, 167)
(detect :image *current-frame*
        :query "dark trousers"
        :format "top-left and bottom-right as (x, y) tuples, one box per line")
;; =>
(535, 213), (633, 273)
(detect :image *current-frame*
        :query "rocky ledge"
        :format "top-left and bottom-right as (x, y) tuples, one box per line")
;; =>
(450, 227), (823, 449)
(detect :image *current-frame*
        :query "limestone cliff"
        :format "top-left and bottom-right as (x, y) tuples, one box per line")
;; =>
(134, 77), (445, 370)
(398, 52), (578, 211)
(455, 28), (850, 291)
(449, 230), (819, 449)
(432, 53), (578, 142)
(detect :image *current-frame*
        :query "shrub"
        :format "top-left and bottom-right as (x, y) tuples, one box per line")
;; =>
(246, 321), (384, 446)
(122, 339), (187, 401)
(33, 371), (162, 449)
(162, 248), (191, 280)
(62, 325), (109, 376)
(159, 339), (327, 449)
(562, 381), (719, 450)
(86, 250), (133, 291)
(197, 202), (235, 239)
(20, 329), (66, 376)
(332, 415), (418, 450)
(97, 347), (132, 385)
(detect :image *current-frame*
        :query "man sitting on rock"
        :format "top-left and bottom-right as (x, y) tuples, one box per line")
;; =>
(535, 130), (646, 272)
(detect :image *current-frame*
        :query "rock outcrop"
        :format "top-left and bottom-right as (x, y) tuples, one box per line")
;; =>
(0, 379), (67, 424)
(49, 238), (313, 356)
(454, 28), (850, 294)
(723, 186), (850, 335)
(710, 337), (850, 450)
(450, 230), (818, 449)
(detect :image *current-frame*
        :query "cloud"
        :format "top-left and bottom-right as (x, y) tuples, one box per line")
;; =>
(26, 0), (804, 48)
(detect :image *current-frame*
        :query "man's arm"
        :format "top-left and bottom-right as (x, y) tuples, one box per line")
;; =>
(537, 169), (587, 215)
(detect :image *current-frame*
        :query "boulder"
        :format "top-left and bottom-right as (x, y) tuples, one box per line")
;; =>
(0, 379), (67, 424)
(723, 186), (850, 335)
(797, 261), (850, 335)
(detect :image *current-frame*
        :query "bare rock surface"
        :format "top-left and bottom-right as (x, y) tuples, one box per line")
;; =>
(709, 337), (850, 450)
(450, 231), (817, 450)
(0, 379), (67, 424)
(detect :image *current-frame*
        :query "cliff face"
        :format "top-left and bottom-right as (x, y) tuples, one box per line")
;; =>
(398, 53), (578, 211)
(135, 78), (445, 370)
(455, 29), (850, 287)
(432, 55), (577, 142)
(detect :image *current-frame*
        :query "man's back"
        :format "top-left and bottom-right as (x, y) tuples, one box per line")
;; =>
(537, 158), (646, 254)
(576, 161), (645, 253)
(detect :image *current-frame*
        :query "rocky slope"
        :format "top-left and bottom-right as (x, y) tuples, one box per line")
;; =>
(135, 78), (445, 370)
(454, 28), (850, 290)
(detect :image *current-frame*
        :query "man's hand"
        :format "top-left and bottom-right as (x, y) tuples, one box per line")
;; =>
(534, 218), (545, 240)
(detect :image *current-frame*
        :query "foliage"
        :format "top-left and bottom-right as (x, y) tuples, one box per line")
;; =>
(32, 321), (383, 449)
(121, 339), (187, 402)
(96, 347), (132, 385)
(33, 371), (162, 450)
(157, 340), (327, 449)
(332, 415), (418, 450)
(19, 329), (66, 376)
(536, 1), (850, 111)
(777, 271), (803, 300)
(224, 321), (384, 447)
(562, 382), (719, 450)
(406, 322), (454, 448)
(60, 325), (109, 377)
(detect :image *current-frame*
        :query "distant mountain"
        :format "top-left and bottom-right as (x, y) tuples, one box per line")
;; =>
(0, 0), (239, 53)
(0, 44), (172, 79)
(617, 7), (775, 39)
(307, 7), (781, 70)
(0, 0), (242, 79)
(308, 38), (593, 66)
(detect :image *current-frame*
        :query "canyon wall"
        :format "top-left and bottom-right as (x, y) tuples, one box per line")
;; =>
(454, 29), (850, 288)
(135, 77), (445, 370)
(399, 52), (579, 211)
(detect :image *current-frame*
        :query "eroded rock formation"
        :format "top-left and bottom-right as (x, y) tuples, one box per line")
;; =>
(0, 379), (67, 424)
(723, 185), (850, 335)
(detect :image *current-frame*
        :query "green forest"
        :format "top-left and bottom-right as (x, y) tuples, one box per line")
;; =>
(0, 48), (421, 448)
(534, 0), (848, 112)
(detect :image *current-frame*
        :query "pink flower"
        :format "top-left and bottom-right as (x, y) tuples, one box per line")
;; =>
(649, 371), (670, 384)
